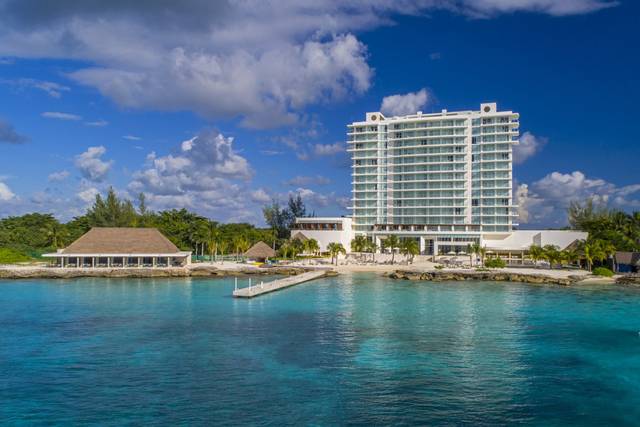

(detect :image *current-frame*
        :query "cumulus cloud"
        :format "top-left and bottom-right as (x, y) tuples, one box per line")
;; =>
(47, 170), (70, 182)
(513, 131), (547, 164)
(293, 187), (350, 211)
(380, 88), (430, 116)
(314, 143), (345, 156)
(516, 171), (640, 227)
(0, 181), (15, 201)
(0, 118), (27, 143)
(41, 111), (82, 121)
(128, 130), (258, 220)
(74, 146), (113, 182)
(0, 1), (614, 129)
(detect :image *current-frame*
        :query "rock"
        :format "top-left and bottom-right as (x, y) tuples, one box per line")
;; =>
(389, 270), (579, 286)
(615, 274), (640, 285)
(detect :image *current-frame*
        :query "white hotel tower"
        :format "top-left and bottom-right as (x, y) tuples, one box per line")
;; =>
(292, 102), (586, 259)
(348, 103), (518, 254)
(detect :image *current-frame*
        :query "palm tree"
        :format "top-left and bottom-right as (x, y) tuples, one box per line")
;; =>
(478, 245), (487, 266)
(206, 221), (220, 261)
(401, 239), (420, 263)
(469, 242), (482, 267)
(232, 235), (250, 261)
(366, 240), (378, 263)
(578, 239), (609, 271)
(383, 235), (400, 264)
(327, 242), (346, 265)
(304, 238), (320, 256)
(290, 238), (304, 259)
(560, 248), (581, 268)
(217, 240), (228, 260)
(528, 244), (546, 268)
(45, 223), (69, 249)
(351, 235), (368, 259)
(543, 245), (561, 269)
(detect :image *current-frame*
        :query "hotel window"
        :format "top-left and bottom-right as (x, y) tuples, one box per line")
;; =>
(472, 199), (479, 207)
(455, 208), (463, 215)
(472, 136), (478, 144)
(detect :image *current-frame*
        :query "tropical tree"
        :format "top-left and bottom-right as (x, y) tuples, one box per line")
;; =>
(577, 239), (614, 271)
(543, 245), (561, 269)
(327, 242), (346, 265)
(528, 244), (546, 267)
(365, 240), (378, 263)
(232, 234), (250, 261)
(469, 242), (482, 267)
(560, 248), (581, 268)
(400, 239), (420, 263)
(304, 238), (320, 256)
(478, 245), (487, 266)
(44, 221), (69, 249)
(382, 235), (400, 264)
(351, 235), (368, 259)
(205, 221), (220, 261)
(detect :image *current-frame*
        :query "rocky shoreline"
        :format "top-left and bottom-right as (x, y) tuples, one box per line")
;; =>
(0, 265), (321, 280)
(387, 270), (640, 286)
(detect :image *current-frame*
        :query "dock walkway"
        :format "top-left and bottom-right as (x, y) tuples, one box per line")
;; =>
(233, 270), (327, 298)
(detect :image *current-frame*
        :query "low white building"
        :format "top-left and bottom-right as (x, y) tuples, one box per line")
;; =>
(291, 217), (353, 252)
(291, 217), (586, 262)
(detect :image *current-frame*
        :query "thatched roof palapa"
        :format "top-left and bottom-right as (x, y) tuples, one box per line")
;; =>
(62, 227), (181, 254)
(290, 231), (308, 242)
(244, 241), (276, 259)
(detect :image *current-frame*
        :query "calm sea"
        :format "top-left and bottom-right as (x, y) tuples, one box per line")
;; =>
(1, 274), (639, 425)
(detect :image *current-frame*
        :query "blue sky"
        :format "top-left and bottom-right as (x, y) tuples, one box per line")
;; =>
(0, 0), (638, 227)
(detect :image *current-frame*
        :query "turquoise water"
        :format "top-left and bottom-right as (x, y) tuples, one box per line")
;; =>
(1, 274), (640, 425)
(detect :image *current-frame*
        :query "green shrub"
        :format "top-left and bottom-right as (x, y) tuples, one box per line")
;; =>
(592, 267), (614, 277)
(0, 248), (32, 264)
(435, 264), (444, 270)
(484, 257), (506, 269)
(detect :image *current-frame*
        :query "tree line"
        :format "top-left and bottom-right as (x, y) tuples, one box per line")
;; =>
(0, 188), (289, 261)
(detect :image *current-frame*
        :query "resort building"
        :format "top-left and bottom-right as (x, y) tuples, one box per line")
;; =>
(43, 227), (192, 268)
(291, 103), (587, 260)
(291, 217), (353, 252)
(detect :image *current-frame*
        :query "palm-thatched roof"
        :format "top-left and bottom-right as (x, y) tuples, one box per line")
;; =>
(290, 231), (308, 242)
(62, 227), (180, 254)
(244, 241), (276, 259)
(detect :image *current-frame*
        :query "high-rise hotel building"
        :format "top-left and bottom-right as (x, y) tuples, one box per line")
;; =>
(293, 102), (587, 257)
(347, 103), (519, 253)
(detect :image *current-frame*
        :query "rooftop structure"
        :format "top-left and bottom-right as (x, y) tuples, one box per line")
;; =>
(43, 227), (192, 268)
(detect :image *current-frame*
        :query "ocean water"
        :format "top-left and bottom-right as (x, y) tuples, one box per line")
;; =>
(1, 274), (640, 425)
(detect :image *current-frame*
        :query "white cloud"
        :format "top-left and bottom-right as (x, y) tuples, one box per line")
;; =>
(516, 171), (640, 227)
(313, 143), (344, 156)
(292, 187), (350, 211)
(513, 131), (547, 164)
(47, 170), (70, 182)
(41, 111), (82, 121)
(74, 146), (113, 182)
(250, 189), (272, 204)
(0, 2), (614, 129)
(77, 186), (100, 203)
(0, 181), (15, 201)
(128, 130), (259, 220)
(2, 78), (70, 98)
(85, 119), (109, 127)
(123, 135), (141, 141)
(380, 88), (430, 116)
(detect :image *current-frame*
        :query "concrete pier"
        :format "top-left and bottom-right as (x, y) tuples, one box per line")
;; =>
(233, 270), (328, 298)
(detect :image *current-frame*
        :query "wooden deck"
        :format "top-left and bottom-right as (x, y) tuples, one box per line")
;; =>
(232, 270), (327, 298)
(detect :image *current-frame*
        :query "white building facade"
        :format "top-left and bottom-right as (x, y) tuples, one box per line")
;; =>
(292, 103), (587, 258)
(349, 102), (518, 254)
